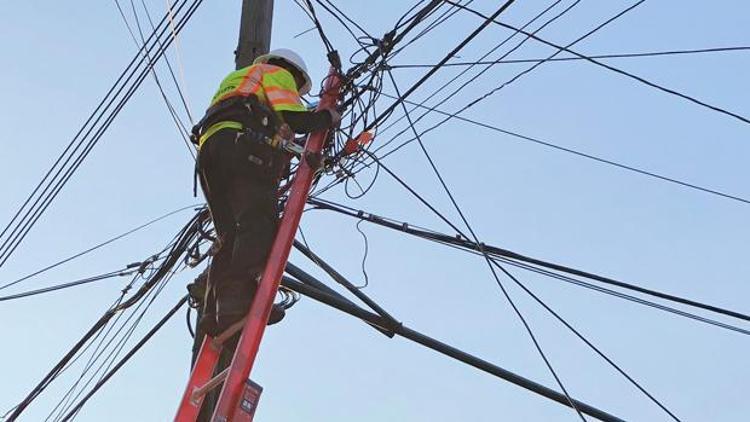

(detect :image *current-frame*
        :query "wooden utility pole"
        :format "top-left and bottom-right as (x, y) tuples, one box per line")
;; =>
(235, 0), (275, 69)
(176, 3), (277, 420)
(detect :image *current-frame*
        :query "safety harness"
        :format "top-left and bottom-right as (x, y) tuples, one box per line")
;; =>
(190, 95), (305, 156)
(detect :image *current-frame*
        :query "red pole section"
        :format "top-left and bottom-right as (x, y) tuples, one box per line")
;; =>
(211, 67), (341, 421)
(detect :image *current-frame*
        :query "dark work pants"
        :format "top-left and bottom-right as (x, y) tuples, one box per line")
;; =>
(194, 128), (283, 421)
(198, 128), (283, 326)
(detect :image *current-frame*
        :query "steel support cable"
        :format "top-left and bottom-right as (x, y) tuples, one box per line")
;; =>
(48, 255), (179, 421)
(57, 296), (188, 421)
(0, 0), (204, 268)
(369, 0), (647, 162)
(0, 0), (191, 252)
(4, 209), (206, 421)
(0, 204), (200, 292)
(294, 234), (680, 419)
(389, 46), (750, 68)
(386, 71), (586, 421)
(494, 261), (683, 420)
(292, 240), (399, 328)
(376, 93), (750, 206)
(279, 275), (625, 422)
(449, 0), (750, 127)
(376, 0), (577, 144)
(308, 197), (750, 329)
(22, 228), (195, 421)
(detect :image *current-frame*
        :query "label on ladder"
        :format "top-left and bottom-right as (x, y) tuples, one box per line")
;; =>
(232, 379), (263, 421)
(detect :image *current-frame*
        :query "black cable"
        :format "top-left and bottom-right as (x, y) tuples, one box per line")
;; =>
(0, 268), (137, 302)
(302, 0), (335, 54)
(0, 0), (191, 253)
(282, 275), (625, 421)
(389, 46), (750, 68)
(377, 93), (750, 206)
(58, 296), (188, 421)
(386, 68), (586, 420)
(377, 0), (576, 146)
(363, 0), (519, 132)
(449, 0), (750, 127)
(4, 208), (208, 421)
(139, 0), (196, 125)
(125, 0), (196, 159)
(355, 220), (370, 289)
(308, 197), (750, 335)
(0, 0), (204, 268)
(53, 269), (176, 421)
(371, 0), (646, 163)
(389, 0), (475, 57)
(0, 204), (199, 292)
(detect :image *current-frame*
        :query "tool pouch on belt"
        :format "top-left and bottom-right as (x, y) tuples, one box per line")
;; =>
(234, 129), (287, 184)
(191, 95), (279, 145)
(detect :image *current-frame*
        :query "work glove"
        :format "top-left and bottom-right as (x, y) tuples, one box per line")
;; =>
(326, 108), (342, 127)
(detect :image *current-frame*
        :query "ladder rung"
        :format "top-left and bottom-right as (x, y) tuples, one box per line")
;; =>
(191, 367), (229, 404)
(212, 317), (247, 346)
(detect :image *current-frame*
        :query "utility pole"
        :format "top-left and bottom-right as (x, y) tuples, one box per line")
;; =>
(235, 0), (275, 69)
(178, 3), (276, 420)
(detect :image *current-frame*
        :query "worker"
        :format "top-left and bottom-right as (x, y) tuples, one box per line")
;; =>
(192, 48), (340, 337)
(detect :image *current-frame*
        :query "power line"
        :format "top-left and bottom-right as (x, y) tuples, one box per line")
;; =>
(308, 197), (750, 336)
(375, 0), (580, 146)
(372, 0), (647, 161)
(0, 0), (205, 269)
(0, 204), (200, 292)
(362, 0), (520, 132)
(389, 46), (750, 68)
(0, 268), (137, 302)
(281, 274), (626, 421)
(376, 92), (750, 206)
(4, 209), (208, 421)
(449, 0), (750, 127)
(58, 296), (188, 421)
(385, 66), (586, 420)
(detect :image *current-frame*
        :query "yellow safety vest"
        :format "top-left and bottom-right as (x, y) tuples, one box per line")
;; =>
(199, 64), (307, 147)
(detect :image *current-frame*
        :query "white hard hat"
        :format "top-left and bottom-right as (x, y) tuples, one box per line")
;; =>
(254, 48), (312, 95)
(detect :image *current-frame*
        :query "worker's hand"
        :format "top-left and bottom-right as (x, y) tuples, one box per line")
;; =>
(276, 123), (293, 141)
(326, 108), (342, 127)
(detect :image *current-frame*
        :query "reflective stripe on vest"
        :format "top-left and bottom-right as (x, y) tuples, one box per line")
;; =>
(198, 121), (243, 148)
(209, 64), (304, 114)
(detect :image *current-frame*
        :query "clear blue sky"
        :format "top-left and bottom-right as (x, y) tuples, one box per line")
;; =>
(1, 1), (749, 421)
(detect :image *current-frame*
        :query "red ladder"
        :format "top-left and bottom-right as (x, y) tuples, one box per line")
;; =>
(174, 66), (341, 422)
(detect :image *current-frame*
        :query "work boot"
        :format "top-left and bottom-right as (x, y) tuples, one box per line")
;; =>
(268, 304), (286, 325)
(216, 301), (286, 330)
